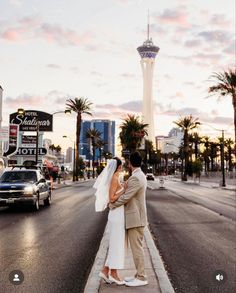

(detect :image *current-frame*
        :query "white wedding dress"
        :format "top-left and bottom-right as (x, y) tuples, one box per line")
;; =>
(105, 181), (125, 269)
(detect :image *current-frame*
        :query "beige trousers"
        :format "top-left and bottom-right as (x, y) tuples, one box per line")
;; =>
(127, 227), (147, 281)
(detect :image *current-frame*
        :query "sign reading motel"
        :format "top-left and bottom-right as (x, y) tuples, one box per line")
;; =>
(10, 110), (53, 132)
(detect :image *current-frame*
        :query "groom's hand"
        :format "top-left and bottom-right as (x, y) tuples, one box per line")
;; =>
(109, 203), (115, 209)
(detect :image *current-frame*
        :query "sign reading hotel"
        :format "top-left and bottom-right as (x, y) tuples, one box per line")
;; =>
(10, 110), (53, 132)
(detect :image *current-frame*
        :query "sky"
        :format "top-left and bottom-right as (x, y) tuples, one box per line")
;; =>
(0, 0), (235, 152)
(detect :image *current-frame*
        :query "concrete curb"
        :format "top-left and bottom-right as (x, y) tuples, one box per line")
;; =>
(84, 224), (175, 293)
(84, 224), (109, 293)
(144, 227), (175, 293)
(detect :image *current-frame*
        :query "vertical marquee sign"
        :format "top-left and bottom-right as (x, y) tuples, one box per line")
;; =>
(3, 124), (19, 157)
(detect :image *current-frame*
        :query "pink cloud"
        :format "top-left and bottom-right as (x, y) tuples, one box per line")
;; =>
(39, 23), (92, 46)
(2, 29), (22, 41)
(156, 8), (189, 27)
(0, 16), (93, 47)
(5, 94), (44, 108)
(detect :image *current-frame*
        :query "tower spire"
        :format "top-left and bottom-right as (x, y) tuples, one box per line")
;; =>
(147, 9), (150, 40)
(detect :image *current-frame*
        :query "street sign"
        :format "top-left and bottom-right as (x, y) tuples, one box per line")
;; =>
(15, 148), (47, 156)
(10, 110), (53, 132)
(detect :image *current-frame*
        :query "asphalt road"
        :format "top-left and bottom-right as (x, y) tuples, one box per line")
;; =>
(147, 181), (236, 293)
(0, 181), (108, 293)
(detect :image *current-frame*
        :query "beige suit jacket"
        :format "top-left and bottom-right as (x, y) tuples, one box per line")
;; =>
(110, 168), (147, 229)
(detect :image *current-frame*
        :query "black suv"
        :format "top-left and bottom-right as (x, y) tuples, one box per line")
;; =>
(0, 169), (51, 211)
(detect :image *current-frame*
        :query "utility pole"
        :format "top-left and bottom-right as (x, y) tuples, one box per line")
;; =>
(221, 129), (226, 187)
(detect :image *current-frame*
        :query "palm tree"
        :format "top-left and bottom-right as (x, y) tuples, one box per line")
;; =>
(174, 115), (200, 181)
(49, 144), (56, 154)
(55, 145), (62, 153)
(209, 141), (219, 171)
(201, 136), (211, 175)
(66, 97), (93, 181)
(189, 132), (202, 160)
(119, 114), (148, 153)
(96, 139), (106, 166)
(225, 138), (234, 171)
(208, 69), (236, 144)
(86, 128), (102, 178)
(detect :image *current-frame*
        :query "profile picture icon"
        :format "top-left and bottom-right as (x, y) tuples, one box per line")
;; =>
(9, 270), (24, 285)
(13, 274), (20, 282)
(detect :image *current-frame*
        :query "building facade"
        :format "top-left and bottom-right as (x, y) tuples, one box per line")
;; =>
(156, 128), (183, 153)
(80, 119), (115, 161)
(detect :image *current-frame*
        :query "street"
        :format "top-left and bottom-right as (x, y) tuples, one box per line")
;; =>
(0, 181), (107, 293)
(147, 179), (236, 293)
(1, 179), (235, 293)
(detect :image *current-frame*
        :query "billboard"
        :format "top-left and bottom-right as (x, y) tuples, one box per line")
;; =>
(10, 110), (53, 132)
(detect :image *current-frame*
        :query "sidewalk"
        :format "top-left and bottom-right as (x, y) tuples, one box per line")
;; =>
(165, 176), (236, 191)
(84, 226), (175, 293)
(52, 178), (92, 190)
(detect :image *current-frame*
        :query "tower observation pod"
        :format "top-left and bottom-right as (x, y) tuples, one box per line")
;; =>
(137, 22), (159, 147)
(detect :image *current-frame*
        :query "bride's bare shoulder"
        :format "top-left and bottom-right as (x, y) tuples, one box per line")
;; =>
(110, 174), (119, 185)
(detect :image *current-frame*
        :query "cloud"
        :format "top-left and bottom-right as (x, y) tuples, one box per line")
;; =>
(210, 14), (232, 29)
(0, 16), (93, 47)
(165, 52), (221, 66)
(5, 93), (44, 108)
(184, 39), (202, 48)
(38, 23), (93, 46)
(198, 30), (232, 44)
(47, 64), (61, 69)
(156, 8), (189, 27)
(96, 100), (142, 114)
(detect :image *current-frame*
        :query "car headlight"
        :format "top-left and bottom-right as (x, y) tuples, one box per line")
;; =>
(24, 186), (34, 195)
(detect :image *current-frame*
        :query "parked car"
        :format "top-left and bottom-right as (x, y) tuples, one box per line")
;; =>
(146, 173), (155, 181)
(0, 169), (51, 211)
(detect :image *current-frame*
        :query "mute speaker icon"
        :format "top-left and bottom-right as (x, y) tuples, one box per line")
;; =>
(216, 274), (224, 281)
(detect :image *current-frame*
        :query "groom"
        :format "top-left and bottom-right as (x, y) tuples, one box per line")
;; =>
(109, 151), (148, 287)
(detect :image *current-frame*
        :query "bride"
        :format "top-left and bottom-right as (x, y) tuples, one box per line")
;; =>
(93, 157), (126, 285)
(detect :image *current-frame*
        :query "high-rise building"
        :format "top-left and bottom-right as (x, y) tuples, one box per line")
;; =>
(137, 16), (159, 147)
(80, 119), (115, 160)
(66, 147), (73, 163)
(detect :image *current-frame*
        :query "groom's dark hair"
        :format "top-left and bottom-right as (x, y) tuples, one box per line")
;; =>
(113, 157), (122, 172)
(129, 151), (142, 167)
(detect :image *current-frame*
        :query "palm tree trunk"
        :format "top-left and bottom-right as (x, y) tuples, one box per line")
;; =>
(183, 131), (188, 181)
(76, 114), (82, 181)
(234, 103), (236, 163)
(92, 144), (95, 178)
(229, 147), (232, 172)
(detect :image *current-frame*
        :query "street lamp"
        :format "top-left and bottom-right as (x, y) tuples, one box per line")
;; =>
(199, 123), (226, 187)
(63, 135), (76, 181)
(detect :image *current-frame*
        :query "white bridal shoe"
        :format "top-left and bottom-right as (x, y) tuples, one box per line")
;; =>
(124, 276), (135, 282)
(99, 272), (112, 284)
(125, 278), (148, 287)
(108, 275), (125, 285)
